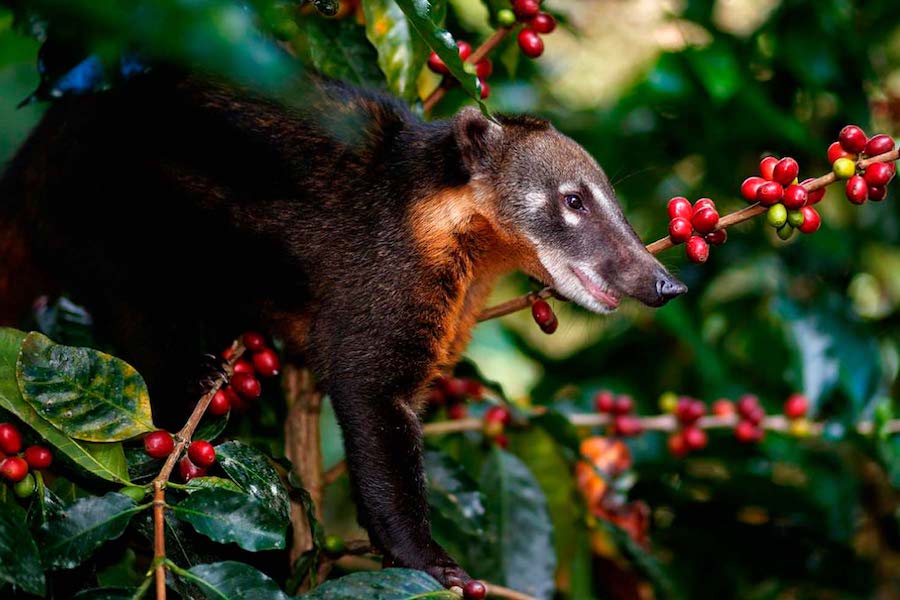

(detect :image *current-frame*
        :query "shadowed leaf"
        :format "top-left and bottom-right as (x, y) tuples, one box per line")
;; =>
(172, 489), (287, 552)
(0, 501), (45, 596)
(301, 568), (454, 599)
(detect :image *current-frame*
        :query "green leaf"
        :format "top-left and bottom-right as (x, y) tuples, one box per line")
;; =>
(363, 0), (435, 102)
(172, 489), (287, 552)
(16, 331), (155, 441)
(215, 441), (290, 522)
(72, 588), (138, 600)
(295, 17), (385, 88)
(39, 492), (144, 570)
(301, 568), (454, 599)
(477, 448), (555, 600)
(175, 561), (289, 600)
(0, 502), (46, 596)
(185, 476), (244, 494)
(529, 409), (581, 458)
(426, 449), (487, 537)
(392, 0), (485, 106)
(0, 328), (130, 483)
(194, 410), (229, 444)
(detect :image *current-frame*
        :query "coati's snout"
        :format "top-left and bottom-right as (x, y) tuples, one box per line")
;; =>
(454, 107), (687, 313)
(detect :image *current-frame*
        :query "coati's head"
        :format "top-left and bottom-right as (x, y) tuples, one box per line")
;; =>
(454, 107), (686, 313)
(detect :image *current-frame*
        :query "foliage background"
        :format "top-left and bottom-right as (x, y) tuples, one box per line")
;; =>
(0, 0), (899, 599)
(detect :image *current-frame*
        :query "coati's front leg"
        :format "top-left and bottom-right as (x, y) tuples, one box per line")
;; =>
(313, 317), (470, 589)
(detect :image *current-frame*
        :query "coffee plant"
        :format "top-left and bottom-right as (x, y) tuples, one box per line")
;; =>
(0, 1), (899, 599)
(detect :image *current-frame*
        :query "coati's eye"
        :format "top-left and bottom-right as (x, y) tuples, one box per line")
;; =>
(564, 193), (586, 212)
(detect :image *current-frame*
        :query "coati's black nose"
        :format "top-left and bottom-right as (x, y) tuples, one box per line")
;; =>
(656, 276), (688, 305)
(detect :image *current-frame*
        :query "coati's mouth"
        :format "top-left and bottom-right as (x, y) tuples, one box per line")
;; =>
(570, 266), (620, 309)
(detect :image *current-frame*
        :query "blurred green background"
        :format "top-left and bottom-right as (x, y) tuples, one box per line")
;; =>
(1, 0), (899, 598)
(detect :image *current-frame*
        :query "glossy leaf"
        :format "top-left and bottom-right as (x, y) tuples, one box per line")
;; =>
(185, 476), (244, 494)
(17, 331), (155, 441)
(295, 17), (384, 88)
(172, 488), (287, 552)
(72, 588), (138, 600)
(215, 440), (290, 522)
(363, 0), (435, 102)
(0, 328), (130, 483)
(301, 568), (454, 599)
(0, 502), (46, 596)
(426, 449), (487, 537)
(178, 561), (289, 600)
(392, 0), (484, 106)
(39, 492), (144, 570)
(477, 448), (555, 600)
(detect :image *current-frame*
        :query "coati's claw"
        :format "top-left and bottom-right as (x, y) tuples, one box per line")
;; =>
(424, 562), (470, 590)
(189, 353), (230, 397)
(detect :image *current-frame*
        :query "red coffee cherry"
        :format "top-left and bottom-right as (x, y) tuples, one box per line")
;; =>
(242, 331), (267, 352)
(712, 398), (735, 417)
(530, 12), (557, 34)
(735, 420), (763, 444)
(740, 176), (766, 202)
(668, 217), (692, 244)
(0, 456), (29, 483)
(667, 196), (693, 220)
(144, 430), (175, 459)
(839, 125), (868, 154)
(612, 394), (634, 415)
(517, 28), (544, 58)
(208, 389), (231, 416)
(759, 156), (778, 180)
(613, 415), (642, 437)
(485, 405), (512, 426)
(756, 181), (783, 206)
(478, 79), (490, 100)
(667, 432), (688, 457)
(475, 58), (493, 79)
(685, 236), (709, 263)
(801, 179), (825, 204)
(463, 580), (487, 600)
(179, 456), (206, 482)
(233, 358), (254, 375)
(705, 229), (727, 246)
(682, 426), (708, 451)
(827, 141), (856, 164)
(772, 157), (799, 186)
(531, 299), (558, 334)
(457, 41), (473, 61)
(512, 0), (541, 20)
(783, 393), (808, 419)
(24, 445), (53, 470)
(864, 134), (895, 157)
(442, 377), (468, 399)
(0, 423), (22, 455)
(231, 372), (262, 400)
(188, 441), (217, 468)
(736, 394), (759, 419)
(693, 198), (715, 212)
(868, 185), (887, 202)
(252, 348), (281, 377)
(864, 162), (895, 186)
(447, 403), (467, 420)
(782, 184), (808, 210)
(691, 207), (719, 234)
(797, 206), (821, 234)
(427, 41), (473, 75)
(493, 433), (509, 449)
(594, 390), (615, 413)
(675, 397), (704, 425)
(845, 175), (868, 205)
(464, 379), (484, 400)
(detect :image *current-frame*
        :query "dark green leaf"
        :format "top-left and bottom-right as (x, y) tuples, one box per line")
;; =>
(72, 587), (138, 600)
(477, 448), (555, 600)
(17, 331), (155, 441)
(39, 492), (144, 570)
(392, 0), (484, 106)
(529, 409), (581, 458)
(0, 328), (130, 483)
(176, 561), (288, 600)
(194, 410), (229, 444)
(295, 17), (384, 88)
(426, 449), (487, 537)
(300, 568), (454, 599)
(172, 489), (287, 552)
(362, 0), (432, 102)
(0, 502), (45, 596)
(185, 476), (244, 494)
(215, 441), (290, 522)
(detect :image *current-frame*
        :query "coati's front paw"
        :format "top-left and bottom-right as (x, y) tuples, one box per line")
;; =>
(423, 558), (470, 591)
(387, 542), (472, 590)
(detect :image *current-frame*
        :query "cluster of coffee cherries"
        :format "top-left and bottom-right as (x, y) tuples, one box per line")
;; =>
(427, 41), (494, 99)
(143, 431), (218, 482)
(829, 126), (896, 204)
(481, 405), (512, 448)
(429, 375), (484, 420)
(594, 390), (643, 437)
(661, 395), (708, 457)
(666, 196), (726, 263)
(0, 422), (53, 498)
(496, 0), (557, 59)
(741, 156), (823, 240)
(211, 331), (281, 415)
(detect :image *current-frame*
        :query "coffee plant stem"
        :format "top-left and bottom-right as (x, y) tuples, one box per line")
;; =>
(478, 148), (900, 321)
(423, 26), (513, 113)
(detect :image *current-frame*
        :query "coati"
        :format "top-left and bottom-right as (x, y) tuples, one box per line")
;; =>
(0, 70), (686, 589)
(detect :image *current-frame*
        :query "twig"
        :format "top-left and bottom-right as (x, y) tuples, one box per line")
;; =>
(323, 460), (347, 485)
(487, 583), (539, 600)
(150, 340), (244, 600)
(423, 27), (513, 113)
(478, 148), (900, 321)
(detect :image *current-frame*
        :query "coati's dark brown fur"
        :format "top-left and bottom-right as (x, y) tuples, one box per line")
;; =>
(0, 70), (684, 588)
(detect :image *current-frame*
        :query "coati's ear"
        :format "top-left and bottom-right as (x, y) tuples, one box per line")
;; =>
(453, 106), (503, 175)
